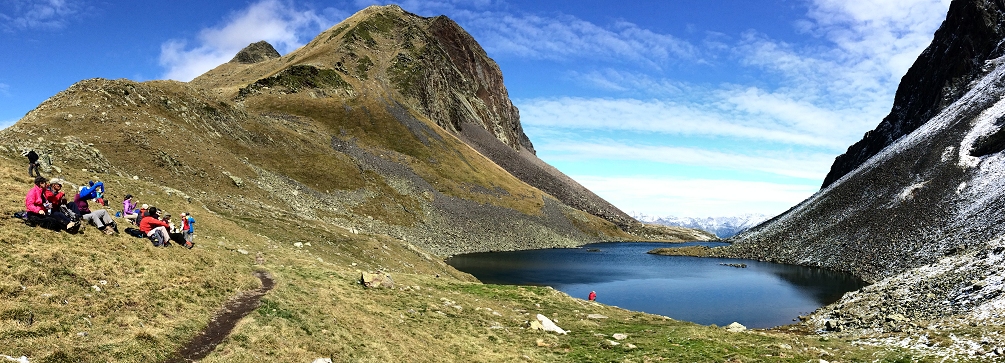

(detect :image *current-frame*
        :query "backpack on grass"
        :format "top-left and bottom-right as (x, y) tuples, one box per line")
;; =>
(124, 227), (146, 238)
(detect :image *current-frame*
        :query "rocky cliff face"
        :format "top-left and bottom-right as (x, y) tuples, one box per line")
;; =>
(723, 0), (1005, 334)
(821, 0), (1005, 188)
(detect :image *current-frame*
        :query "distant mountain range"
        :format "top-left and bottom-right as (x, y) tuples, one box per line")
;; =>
(632, 213), (769, 239)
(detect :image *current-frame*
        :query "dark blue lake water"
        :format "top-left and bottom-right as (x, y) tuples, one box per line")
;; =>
(446, 242), (867, 329)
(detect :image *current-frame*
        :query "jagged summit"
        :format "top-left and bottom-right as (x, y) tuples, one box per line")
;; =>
(722, 0), (1005, 336)
(821, 0), (1005, 189)
(190, 5), (638, 229)
(229, 40), (281, 64)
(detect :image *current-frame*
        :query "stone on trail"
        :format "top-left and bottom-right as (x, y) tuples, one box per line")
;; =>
(725, 322), (746, 332)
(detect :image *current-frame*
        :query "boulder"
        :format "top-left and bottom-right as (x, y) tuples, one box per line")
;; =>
(725, 322), (746, 332)
(533, 314), (567, 335)
(361, 271), (394, 289)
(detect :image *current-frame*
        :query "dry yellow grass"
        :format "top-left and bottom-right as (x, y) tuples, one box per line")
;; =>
(0, 152), (926, 362)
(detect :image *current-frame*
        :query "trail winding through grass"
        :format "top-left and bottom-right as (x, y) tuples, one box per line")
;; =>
(165, 271), (275, 363)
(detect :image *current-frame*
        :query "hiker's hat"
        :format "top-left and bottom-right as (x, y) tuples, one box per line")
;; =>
(141, 204), (149, 209)
(49, 178), (63, 185)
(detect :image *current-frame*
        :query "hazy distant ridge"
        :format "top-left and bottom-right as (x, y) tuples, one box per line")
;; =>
(632, 213), (768, 238)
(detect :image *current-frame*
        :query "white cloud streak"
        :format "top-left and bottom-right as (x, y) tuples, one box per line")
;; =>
(540, 140), (833, 180)
(0, 0), (79, 32)
(518, 96), (854, 149)
(355, 0), (696, 67)
(573, 176), (817, 218)
(159, 0), (340, 82)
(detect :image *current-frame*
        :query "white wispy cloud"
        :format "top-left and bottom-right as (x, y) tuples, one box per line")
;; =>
(0, 0), (80, 32)
(539, 140), (833, 180)
(519, 0), (948, 156)
(159, 0), (342, 82)
(573, 176), (817, 218)
(518, 97), (854, 148)
(472, 14), (697, 66)
(728, 0), (951, 127)
(355, 0), (696, 66)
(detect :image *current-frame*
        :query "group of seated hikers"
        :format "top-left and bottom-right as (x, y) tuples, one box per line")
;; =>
(21, 176), (194, 249)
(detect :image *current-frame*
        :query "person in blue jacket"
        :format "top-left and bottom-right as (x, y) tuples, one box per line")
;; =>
(78, 181), (105, 201)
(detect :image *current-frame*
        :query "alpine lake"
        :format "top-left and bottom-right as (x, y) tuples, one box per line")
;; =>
(446, 242), (867, 329)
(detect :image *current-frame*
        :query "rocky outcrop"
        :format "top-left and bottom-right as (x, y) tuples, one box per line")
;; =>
(821, 0), (1005, 188)
(230, 40), (281, 64)
(720, 0), (1005, 334)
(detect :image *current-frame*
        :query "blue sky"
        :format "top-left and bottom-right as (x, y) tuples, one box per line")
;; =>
(0, 0), (951, 218)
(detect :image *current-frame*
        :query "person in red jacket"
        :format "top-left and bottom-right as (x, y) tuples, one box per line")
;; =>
(588, 291), (597, 301)
(44, 178), (77, 232)
(24, 176), (73, 231)
(139, 207), (171, 247)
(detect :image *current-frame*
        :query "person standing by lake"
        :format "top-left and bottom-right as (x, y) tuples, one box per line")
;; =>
(588, 291), (596, 301)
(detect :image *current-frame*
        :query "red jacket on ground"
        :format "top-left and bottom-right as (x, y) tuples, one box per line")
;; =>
(139, 216), (169, 234)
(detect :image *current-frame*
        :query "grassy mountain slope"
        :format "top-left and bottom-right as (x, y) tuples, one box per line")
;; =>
(0, 151), (922, 362)
(193, 5), (639, 230)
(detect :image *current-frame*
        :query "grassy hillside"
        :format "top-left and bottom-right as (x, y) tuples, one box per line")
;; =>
(0, 153), (932, 361)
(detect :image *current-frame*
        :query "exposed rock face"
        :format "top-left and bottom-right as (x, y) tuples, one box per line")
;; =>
(193, 5), (638, 229)
(230, 40), (281, 64)
(821, 0), (1005, 188)
(422, 15), (535, 154)
(722, 0), (1005, 333)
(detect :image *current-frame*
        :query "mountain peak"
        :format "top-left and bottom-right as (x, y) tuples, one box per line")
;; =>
(229, 40), (281, 64)
(821, 0), (1005, 188)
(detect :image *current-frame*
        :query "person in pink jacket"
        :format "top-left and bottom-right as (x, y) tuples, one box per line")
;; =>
(24, 176), (76, 232)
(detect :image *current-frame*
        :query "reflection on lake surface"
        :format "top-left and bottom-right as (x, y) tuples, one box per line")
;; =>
(446, 242), (867, 328)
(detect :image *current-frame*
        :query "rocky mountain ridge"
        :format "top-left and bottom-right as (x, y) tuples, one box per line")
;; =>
(720, 0), (1005, 338)
(821, 0), (1005, 188)
(633, 213), (768, 238)
(192, 5), (637, 229)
